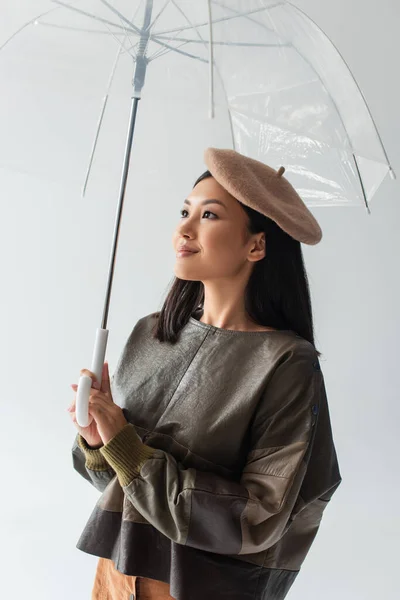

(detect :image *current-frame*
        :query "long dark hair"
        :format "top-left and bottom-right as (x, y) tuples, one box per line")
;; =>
(152, 170), (321, 357)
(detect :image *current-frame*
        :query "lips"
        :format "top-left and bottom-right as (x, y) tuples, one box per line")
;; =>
(178, 246), (198, 253)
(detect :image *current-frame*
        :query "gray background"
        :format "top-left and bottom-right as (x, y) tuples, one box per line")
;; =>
(0, 1), (398, 598)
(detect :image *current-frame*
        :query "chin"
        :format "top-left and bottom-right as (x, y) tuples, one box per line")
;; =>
(173, 266), (200, 280)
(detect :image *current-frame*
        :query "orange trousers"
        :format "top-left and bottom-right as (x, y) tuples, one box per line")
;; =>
(91, 556), (175, 600)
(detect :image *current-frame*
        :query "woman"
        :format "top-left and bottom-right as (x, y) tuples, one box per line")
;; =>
(69, 148), (342, 600)
(155, 152), (322, 347)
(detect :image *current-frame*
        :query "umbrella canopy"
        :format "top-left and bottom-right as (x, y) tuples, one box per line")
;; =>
(0, 0), (395, 209)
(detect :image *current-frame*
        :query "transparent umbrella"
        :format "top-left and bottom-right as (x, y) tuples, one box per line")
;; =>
(0, 0), (395, 425)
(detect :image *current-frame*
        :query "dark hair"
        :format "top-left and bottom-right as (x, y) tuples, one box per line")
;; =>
(152, 170), (321, 357)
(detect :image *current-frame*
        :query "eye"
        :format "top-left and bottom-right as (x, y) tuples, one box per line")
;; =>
(180, 209), (217, 219)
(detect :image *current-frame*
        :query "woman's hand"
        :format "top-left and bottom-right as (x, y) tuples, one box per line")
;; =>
(68, 362), (128, 446)
(68, 370), (103, 448)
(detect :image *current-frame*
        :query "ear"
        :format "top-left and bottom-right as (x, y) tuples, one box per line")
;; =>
(249, 235), (265, 262)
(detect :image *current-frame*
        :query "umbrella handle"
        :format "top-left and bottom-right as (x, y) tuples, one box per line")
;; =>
(76, 328), (109, 427)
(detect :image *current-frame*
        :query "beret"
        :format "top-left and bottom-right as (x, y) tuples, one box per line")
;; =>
(204, 148), (322, 245)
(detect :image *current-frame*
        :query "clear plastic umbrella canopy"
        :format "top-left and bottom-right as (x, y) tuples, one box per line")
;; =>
(0, 0), (395, 208)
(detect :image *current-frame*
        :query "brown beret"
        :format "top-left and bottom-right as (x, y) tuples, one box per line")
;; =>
(204, 147), (322, 245)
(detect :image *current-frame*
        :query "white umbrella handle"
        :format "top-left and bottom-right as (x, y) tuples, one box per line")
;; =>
(76, 328), (109, 427)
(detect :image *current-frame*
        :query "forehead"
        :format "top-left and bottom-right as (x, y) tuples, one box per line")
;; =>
(187, 177), (237, 207)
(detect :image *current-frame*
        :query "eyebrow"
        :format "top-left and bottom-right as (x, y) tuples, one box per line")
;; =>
(184, 198), (227, 210)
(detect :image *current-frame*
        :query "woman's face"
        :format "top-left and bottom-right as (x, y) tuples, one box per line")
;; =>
(172, 176), (265, 281)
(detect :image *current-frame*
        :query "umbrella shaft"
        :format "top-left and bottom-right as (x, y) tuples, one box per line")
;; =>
(101, 96), (140, 331)
(101, 0), (153, 331)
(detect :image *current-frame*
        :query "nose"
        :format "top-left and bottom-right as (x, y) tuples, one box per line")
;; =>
(176, 229), (193, 243)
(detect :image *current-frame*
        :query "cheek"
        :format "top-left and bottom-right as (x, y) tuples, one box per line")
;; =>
(204, 226), (241, 253)
(203, 232), (223, 251)
(201, 225), (231, 248)
(202, 233), (243, 268)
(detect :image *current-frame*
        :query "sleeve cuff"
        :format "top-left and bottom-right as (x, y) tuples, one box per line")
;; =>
(77, 434), (113, 472)
(99, 423), (158, 487)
